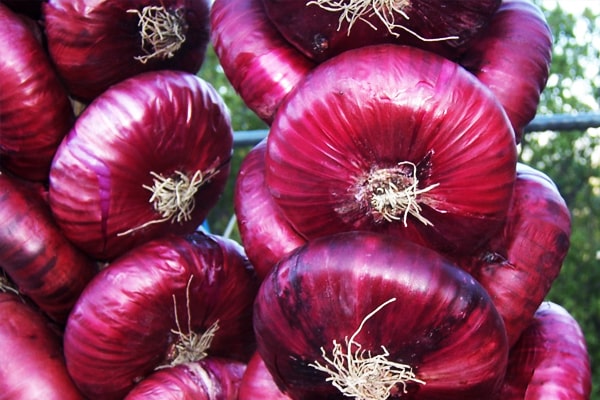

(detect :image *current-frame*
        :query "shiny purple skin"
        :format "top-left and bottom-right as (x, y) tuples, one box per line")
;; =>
(0, 3), (74, 182)
(459, 0), (552, 143)
(265, 44), (517, 257)
(210, 0), (314, 124)
(234, 139), (306, 280)
(0, 293), (85, 400)
(0, 171), (97, 324)
(43, 0), (211, 101)
(124, 359), (247, 399)
(48, 70), (233, 261)
(500, 302), (592, 399)
(455, 163), (571, 347)
(254, 231), (509, 400)
(63, 232), (259, 400)
(239, 352), (291, 400)
(262, 0), (501, 62)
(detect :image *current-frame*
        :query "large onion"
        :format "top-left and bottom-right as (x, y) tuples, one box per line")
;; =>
(254, 231), (508, 399)
(49, 70), (233, 261)
(266, 44), (517, 256)
(43, 0), (211, 101)
(63, 232), (258, 399)
(0, 3), (74, 182)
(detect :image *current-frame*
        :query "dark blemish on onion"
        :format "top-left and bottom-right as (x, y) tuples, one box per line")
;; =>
(312, 33), (329, 54)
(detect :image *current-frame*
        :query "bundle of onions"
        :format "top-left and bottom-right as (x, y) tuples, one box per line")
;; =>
(0, 170), (97, 324)
(499, 301), (591, 399)
(49, 70), (233, 261)
(254, 231), (509, 399)
(63, 232), (259, 399)
(261, 0), (501, 62)
(460, 0), (553, 142)
(234, 139), (306, 280)
(238, 352), (291, 400)
(265, 44), (517, 256)
(456, 163), (571, 347)
(124, 358), (246, 399)
(210, 0), (314, 124)
(0, 292), (84, 399)
(0, 3), (74, 182)
(43, 0), (211, 101)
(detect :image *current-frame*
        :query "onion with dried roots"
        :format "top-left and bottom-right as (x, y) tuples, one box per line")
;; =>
(43, 0), (211, 101)
(254, 231), (509, 399)
(48, 70), (233, 261)
(63, 232), (259, 399)
(265, 44), (517, 257)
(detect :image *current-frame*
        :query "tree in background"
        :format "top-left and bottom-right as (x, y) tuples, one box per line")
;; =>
(200, 2), (600, 397)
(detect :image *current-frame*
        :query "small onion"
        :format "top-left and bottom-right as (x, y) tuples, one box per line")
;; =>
(499, 301), (591, 399)
(234, 139), (306, 280)
(210, 0), (314, 123)
(64, 232), (258, 399)
(43, 0), (211, 101)
(266, 44), (517, 256)
(238, 352), (291, 400)
(0, 3), (74, 182)
(254, 231), (509, 399)
(49, 70), (233, 261)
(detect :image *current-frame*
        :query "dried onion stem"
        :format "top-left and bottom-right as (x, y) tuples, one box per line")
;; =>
(309, 298), (425, 399)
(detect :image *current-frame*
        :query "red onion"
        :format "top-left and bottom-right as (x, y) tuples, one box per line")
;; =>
(234, 139), (306, 280)
(499, 301), (591, 399)
(0, 170), (97, 324)
(262, 0), (501, 62)
(43, 0), (211, 101)
(266, 44), (517, 256)
(254, 231), (509, 399)
(210, 0), (314, 123)
(49, 70), (233, 261)
(455, 163), (571, 347)
(0, 292), (85, 399)
(239, 352), (291, 400)
(64, 232), (258, 399)
(0, 3), (74, 182)
(459, 0), (552, 143)
(124, 358), (246, 399)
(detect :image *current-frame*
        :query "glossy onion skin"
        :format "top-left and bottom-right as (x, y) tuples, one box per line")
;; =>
(460, 0), (552, 143)
(210, 0), (314, 123)
(254, 231), (509, 400)
(266, 44), (517, 257)
(124, 359), (246, 399)
(238, 352), (291, 400)
(262, 0), (500, 63)
(0, 293), (84, 399)
(43, 0), (211, 101)
(0, 3), (74, 182)
(0, 171), (97, 324)
(234, 139), (306, 280)
(63, 232), (259, 400)
(49, 70), (233, 261)
(499, 302), (592, 399)
(456, 163), (571, 347)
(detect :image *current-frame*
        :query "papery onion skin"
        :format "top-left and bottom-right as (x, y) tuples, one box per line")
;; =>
(0, 3), (74, 182)
(455, 163), (571, 347)
(234, 139), (306, 280)
(0, 170), (97, 324)
(43, 0), (211, 101)
(64, 232), (258, 400)
(49, 70), (233, 261)
(210, 0), (314, 124)
(124, 358), (246, 399)
(0, 292), (85, 399)
(459, 0), (552, 143)
(262, 0), (500, 63)
(499, 301), (591, 399)
(266, 44), (517, 257)
(254, 231), (508, 400)
(239, 352), (292, 400)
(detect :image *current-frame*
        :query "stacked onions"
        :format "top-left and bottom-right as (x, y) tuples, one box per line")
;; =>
(213, 0), (592, 398)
